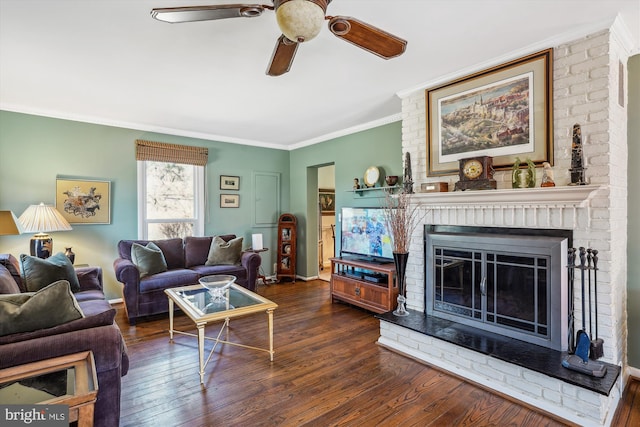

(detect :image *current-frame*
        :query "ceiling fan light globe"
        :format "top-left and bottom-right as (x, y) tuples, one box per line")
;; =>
(276, 0), (324, 43)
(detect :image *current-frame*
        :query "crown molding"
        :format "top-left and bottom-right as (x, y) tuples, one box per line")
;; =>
(1, 104), (401, 151)
(288, 113), (402, 150)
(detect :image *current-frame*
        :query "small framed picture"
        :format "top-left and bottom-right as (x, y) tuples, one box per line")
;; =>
(220, 194), (240, 208)
(220, 175), (240, 190)
(319, 189), (335, 215)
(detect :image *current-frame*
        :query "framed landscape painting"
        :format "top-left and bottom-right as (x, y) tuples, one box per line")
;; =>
(56, 178), (111, 224)
(426, 48), (553, 176)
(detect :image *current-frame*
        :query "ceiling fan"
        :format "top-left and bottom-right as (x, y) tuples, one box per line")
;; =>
(151, 0), (407, 76)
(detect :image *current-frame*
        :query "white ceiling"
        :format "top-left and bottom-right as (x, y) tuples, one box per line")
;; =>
(1, 1), (638, 150)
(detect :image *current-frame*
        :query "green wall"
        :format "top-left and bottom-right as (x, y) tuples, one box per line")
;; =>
(627, 54), (640, 368)
(289, 121), (402, 277)
(0, 111), (290, 299)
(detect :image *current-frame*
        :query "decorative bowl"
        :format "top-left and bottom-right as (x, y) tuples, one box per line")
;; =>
(199, 274), (236, 300)
(385, 175), (399, 186)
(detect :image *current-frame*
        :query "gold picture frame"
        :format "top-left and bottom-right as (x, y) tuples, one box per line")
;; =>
(56, 178), (111, 224)
(426, 49), (553, 176)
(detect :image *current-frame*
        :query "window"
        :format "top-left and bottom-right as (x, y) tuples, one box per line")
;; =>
(138, 161), (204, 239)
(135, 140), (207, 239)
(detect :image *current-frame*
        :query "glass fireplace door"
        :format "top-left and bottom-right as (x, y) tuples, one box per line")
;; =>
(431, 246), (553, 345)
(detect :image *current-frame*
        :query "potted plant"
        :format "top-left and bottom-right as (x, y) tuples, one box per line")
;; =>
(382, 190), (425, 316)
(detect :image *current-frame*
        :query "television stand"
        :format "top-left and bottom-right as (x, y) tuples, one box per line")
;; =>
(330, 257), (398, 313)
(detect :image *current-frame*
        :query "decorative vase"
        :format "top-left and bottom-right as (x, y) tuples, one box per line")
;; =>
(393, 252), (410, 316)
(64, 247), (75, 264)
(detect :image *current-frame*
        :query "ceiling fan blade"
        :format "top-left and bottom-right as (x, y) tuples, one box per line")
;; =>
(151, 4), (269, 23)
(328, 16), (407, 59)
(266, 35), (299, 76)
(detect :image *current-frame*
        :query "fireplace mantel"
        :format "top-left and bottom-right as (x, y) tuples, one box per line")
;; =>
(411, 185), (604, 208)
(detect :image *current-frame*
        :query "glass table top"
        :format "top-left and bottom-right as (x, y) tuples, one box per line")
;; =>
(0, 368), (75, 403)
(166, 278), (277, 321)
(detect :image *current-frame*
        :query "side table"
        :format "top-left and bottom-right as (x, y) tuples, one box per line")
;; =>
(246, 247), (269, 285)
(0, 351), (98, 427)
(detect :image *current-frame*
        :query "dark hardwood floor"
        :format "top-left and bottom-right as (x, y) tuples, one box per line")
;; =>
(116, 280), (638, 426)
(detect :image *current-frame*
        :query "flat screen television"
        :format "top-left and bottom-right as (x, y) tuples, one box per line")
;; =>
(340, 207), (394, 263)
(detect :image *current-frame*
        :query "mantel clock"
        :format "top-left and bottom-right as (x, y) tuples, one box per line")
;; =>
(454, 156), (497, 191)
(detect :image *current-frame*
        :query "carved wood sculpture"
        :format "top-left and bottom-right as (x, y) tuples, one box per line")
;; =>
(569, 123), (587, 185)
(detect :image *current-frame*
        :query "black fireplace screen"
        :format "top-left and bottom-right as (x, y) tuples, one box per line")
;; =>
(426, 226), (569, 351)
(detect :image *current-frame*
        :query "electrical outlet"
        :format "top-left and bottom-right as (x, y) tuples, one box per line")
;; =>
(273, 263), (277, 274)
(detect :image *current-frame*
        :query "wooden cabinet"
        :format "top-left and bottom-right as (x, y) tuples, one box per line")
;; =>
(330, 257), (398, 313)
(277, 213), (297, 282)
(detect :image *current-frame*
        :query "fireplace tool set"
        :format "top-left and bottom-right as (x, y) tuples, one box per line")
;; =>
(562, 247), (607, 377)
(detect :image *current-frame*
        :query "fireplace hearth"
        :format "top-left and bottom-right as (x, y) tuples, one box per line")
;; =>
(376, 309), (620, 396)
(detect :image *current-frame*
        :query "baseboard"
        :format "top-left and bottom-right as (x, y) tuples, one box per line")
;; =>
(627, 366), (640, 380)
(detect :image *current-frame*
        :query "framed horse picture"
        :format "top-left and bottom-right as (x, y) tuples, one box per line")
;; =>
(56, 178), (111, 224)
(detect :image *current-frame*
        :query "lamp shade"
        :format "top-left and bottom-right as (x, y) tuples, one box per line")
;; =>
(0, 211), (24, 235)
(252, 233), (264, 250)
(276, 0), (325, 42)
(19, 203), (72, 233)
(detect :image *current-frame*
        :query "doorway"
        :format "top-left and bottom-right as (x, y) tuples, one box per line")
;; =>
(318, 164), (335, 281)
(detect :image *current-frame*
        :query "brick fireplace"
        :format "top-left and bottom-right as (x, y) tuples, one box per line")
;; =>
(377, 20), (631, 427)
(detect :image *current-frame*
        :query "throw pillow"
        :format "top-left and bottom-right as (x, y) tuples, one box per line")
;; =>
(0, 267), (21, 294)
(131, 242), (168, 278)
(206, 236), (243, 266)
(0, 280), (84, 336)
(20, 252), (81, 292)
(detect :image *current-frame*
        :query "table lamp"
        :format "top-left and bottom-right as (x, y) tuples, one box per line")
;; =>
(18, 203), (72, 258)
(0, 211), (24, 235)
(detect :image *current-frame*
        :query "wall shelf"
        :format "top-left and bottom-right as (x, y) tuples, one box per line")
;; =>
(347, 186), (400, 196)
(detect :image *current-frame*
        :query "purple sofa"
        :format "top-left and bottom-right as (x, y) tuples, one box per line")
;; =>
(113, 235), (262, 324)
(0, 254), (129, 427)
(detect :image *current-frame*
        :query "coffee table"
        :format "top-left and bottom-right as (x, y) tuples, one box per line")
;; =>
(165, 276), (278, 384)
